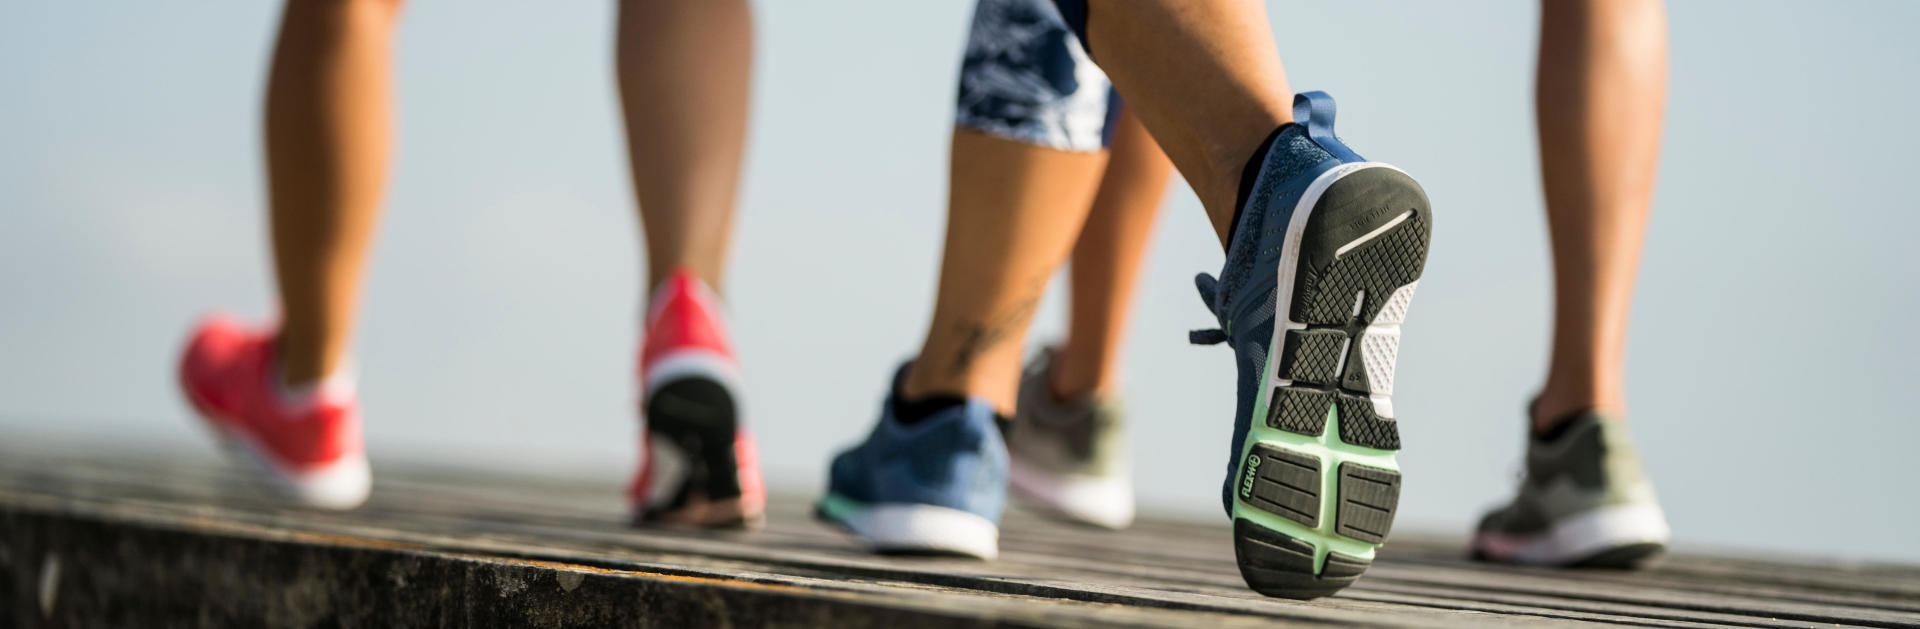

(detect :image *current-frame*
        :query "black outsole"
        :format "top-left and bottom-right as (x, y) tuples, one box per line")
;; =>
(637, 376), (743, 523)
(1568, 542), (1667, 569)
(1468, 541), (1667, 569)
(1273, 166), (1431, 452)
(1235, 166), (1431, 600)
(1241, 444), (1322, 528)
(1234, 518), (1372, 600)
(1334, 462), (1401, 544)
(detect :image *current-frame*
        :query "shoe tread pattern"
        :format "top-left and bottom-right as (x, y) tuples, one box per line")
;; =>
(1270, 168), (1430, 451)
(642, 377), (742, 519)
(1242, 444), (1322, 527)
(1234, 167), (1429, 600)
(1233, 518), (1372, 600)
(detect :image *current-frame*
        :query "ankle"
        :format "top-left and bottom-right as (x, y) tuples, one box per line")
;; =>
(1047, 349), (1116, 401)
(276, 346), (344, 391)
(898, 361), (1012, 419)
(646, 265), (724, 303)
(272, 358), (356, 408)
(1530, 386), (1624, 435)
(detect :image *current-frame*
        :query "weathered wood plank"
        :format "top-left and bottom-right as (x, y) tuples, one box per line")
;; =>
(2, 444), (1915, 627)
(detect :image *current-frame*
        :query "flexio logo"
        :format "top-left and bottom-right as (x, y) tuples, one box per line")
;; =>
(1239, 453), (1262, 500)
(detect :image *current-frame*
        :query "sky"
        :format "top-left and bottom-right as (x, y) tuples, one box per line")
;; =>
(3, 1), (1917, 562)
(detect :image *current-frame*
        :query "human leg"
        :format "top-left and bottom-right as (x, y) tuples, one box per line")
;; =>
(1005, 107), (1171, 530)
(1532, 0), (1668, 432)
(1472, 0), (1670, 569)
(819, 0), (1118, 557)
(1056, 1), (1435, 598)
(897, 132), (1110, 413)
(177, 0), (404, 510)
(615, 0), (752, 294)
(1052, 107), (1174, 400)
(615, 0), (764, 528)
(267, 0), (405, 387)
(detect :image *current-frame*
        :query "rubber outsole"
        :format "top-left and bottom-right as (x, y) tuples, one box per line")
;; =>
(1007, 459), (1136, 530)
(813, 495), (1000, 560)
(1234, 518), (1372, 599)
(1470, 542), (1666, 570)
(635, 375), (747, 525)
(1469, 502), (1671, 568)
(1233, 165), (1431, 600)
(1568, 542), (1666, 569)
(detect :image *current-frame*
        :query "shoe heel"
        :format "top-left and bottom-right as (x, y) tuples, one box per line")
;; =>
(644, 376), (743, 505)
(1233, 442), (1401, 599)
(1233, 518), (1372, 600)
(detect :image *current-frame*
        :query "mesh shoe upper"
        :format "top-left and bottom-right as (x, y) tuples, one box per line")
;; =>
(1477, 412), (1663, 537)
(1009, 347), (1126, 479)
(178, 315), (362, 469)
(826, 365), (1009, 522)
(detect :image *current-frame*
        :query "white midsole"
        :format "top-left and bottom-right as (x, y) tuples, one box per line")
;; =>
(824, 497), (1000, 560)
(1472, 503), (1671, 565)
(212, 423), (370, 510)
(183, 374), (371, 511)
(1008, 459), (1134, 530)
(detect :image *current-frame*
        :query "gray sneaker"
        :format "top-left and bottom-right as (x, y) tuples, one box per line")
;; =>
(1006, 347), (1134, 529)
(1472, 411), (1670, 567)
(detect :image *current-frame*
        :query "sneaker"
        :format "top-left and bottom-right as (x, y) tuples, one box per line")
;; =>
(629, 269), (766, 528)
(1189, 92), (1432, 599)
(1472, 411), (1670, 567)
(816, 364), (1008, 559)
(1007, 347), (1133, 529)
(177, 314), (370, 509)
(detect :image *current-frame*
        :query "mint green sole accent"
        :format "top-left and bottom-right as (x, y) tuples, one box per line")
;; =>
(1234, 395), (1399, 574)
(817, 493), (866, 524)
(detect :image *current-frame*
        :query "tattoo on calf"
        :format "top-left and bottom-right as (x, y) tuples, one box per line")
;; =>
(947, 278), (1046, 376)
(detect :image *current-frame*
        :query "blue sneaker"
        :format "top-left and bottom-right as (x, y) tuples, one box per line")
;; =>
(816, 365), (1008, 559)
(1191, 92), (1432, 599)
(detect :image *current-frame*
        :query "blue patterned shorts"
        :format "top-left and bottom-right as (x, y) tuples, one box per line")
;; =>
(955, 0), (1118, 153)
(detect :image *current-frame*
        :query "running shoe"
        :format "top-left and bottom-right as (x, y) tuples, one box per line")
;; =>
(1007, 347), (1133, 529)
(1472, 410), (1669, 567)
(816, 364), (1008, 559)
(178, 314), (370, 510)
(1190, 91), (1432, 599)
(629, 269), (766, 528)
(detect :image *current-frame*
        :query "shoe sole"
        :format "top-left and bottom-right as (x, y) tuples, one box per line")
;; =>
(1471, 503), (1671, 568)
(178, 376), (371, 510)
(815, 493), (1000, 559)
(634, 352), (763, 528)
(213, 431), (371, 510)
(1008, 458), (1135, 530)
(1232, 163), (1431, 599)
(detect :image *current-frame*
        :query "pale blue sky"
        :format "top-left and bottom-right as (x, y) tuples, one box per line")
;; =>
(3, 1), (1916, 561)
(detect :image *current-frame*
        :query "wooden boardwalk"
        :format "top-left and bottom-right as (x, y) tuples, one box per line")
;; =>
(3, 444), (1916, 627)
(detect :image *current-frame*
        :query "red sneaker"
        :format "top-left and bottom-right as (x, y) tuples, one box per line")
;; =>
(178, 313), (370, 509)
(628, 270), (765, 527)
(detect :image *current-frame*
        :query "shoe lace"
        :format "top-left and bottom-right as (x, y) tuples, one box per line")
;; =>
(1188, 273), (1229, 345)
